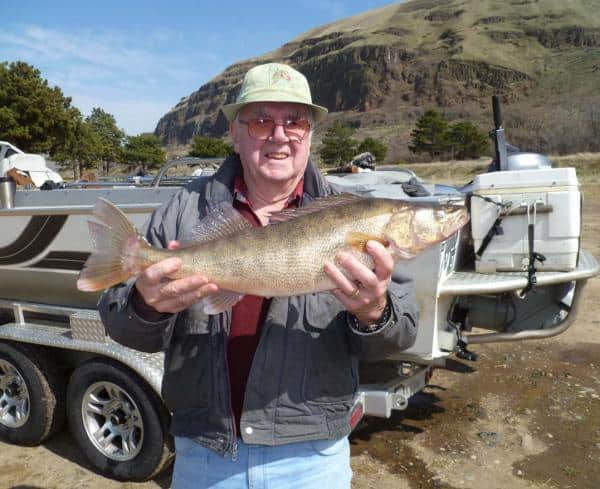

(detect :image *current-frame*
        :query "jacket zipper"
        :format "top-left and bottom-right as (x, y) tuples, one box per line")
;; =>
(224, 301), (274, 460)
(222, 314), (238, 460)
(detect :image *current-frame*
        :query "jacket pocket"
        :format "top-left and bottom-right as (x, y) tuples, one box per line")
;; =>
(162, 309), (214, 411)
(302, 293), (358, 405)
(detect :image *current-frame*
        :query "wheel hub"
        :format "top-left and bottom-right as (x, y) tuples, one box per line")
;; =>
(6, 381), (20, 397)
(0, 359), (30, 428)
(109, 408), (127, 426)
(81, 381), (144, 461)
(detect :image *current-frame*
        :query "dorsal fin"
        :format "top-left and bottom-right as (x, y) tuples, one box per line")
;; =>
(189, 202), (252, 244)
(269, 193), (364, 223)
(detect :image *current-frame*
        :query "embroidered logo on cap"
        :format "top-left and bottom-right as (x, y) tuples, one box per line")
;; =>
(272, 68), (292, 83)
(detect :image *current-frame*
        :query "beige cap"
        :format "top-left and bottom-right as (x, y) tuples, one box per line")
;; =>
(222, 63), (328, 122)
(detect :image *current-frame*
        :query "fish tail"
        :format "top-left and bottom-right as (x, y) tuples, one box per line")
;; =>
(77, 198), (150, 292)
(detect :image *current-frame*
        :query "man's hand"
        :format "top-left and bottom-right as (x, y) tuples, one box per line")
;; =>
(324, 241), (393, 326)
(133, 241), (219, 316)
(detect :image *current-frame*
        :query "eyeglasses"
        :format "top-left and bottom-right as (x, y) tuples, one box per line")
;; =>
(238, 118), (311, 142)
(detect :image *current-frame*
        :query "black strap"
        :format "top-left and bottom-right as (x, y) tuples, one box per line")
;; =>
(520, 221), (546, 297)
(475, 217), (504, 257)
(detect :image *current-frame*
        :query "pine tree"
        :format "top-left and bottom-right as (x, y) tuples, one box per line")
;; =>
(121, 134), (166, 172)
(188, 136), (233, 157)
(357, 137), (388, 162)
(0, 61), (81, 156)
(408, 110), (450, 159)
(86, 108), (125, 175)
(447, 121), (489, 159)
(318, 121), (358, 166)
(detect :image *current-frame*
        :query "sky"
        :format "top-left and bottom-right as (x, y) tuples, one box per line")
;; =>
(1, 0), (398, 135)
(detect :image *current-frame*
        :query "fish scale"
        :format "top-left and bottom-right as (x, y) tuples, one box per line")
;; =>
(182, 201), (391, 296)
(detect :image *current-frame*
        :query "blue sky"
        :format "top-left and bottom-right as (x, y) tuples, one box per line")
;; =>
(1, 0), (398, 135)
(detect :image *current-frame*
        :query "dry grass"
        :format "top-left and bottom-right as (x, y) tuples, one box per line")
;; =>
(389, 152), (600, 186)
(400, 158), (489, 185)
(552, 153), (600, 183)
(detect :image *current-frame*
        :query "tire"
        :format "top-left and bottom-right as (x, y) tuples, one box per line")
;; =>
(0, 342), (66, 445)
(66, 359), (173, 481)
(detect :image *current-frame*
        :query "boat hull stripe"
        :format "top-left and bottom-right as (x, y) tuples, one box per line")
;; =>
(0, 215), (68, 265)
(30, 251), (90, 271)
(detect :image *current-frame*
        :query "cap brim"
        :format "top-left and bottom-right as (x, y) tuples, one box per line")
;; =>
(222, 98), (328, 123)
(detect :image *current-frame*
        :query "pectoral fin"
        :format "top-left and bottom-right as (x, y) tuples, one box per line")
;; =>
(391, 247), (416, 260)
(202, 290), (244, 315)
(346, 232), (388, 252)
(387, 239), (416, 260)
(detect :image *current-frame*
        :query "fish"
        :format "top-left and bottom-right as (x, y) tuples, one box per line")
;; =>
(77, 194), (469, 314)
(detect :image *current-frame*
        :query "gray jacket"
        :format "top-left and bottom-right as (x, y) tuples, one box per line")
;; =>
(99, 155), (418, 456)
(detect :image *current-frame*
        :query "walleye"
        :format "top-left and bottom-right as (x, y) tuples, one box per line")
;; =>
(77, 195), (469, 313)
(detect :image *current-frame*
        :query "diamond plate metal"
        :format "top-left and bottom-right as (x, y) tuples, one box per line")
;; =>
(0, 322), (165, 396)
(71, 310), (106, 342)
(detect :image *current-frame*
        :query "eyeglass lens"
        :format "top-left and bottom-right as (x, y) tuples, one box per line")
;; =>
(245, 119), (310, 141)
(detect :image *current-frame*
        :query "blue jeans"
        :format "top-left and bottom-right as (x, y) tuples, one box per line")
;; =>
(171, 436), (352, 489)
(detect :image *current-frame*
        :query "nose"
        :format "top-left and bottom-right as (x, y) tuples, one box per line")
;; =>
(268, 123), (290, 143)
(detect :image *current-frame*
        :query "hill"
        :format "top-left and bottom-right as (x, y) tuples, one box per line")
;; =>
(154, 0), (600, 161)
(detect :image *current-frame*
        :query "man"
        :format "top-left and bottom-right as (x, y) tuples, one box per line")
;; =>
(100, 63), (418, 489)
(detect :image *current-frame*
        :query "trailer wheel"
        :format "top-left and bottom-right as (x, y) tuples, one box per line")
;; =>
(0, 342), (66, 445)
(67, 359), (173, 481)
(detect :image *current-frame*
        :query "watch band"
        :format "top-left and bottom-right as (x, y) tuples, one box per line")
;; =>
(347, 300), (392, 336)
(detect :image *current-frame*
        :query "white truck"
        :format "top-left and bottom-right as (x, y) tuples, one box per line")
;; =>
(0, 141), (63, 190)
(0, 103), (597, 481)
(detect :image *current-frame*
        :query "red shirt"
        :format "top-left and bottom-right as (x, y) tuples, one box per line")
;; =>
(227, 175), (303, 432)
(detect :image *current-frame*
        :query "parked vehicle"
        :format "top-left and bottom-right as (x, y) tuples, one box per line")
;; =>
(0, 141), (63, 189)
(0, 101), (597, 481)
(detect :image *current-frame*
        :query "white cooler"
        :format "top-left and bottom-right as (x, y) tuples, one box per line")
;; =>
(471, 168), (580, 273)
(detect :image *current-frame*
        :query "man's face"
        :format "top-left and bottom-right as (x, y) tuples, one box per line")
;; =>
(230, 102), (312, 187)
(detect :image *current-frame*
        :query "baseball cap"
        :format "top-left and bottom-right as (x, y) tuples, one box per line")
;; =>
(222, 63), (328, 122)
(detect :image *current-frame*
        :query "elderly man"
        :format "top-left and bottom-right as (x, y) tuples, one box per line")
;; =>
(100, 63), (418, 489)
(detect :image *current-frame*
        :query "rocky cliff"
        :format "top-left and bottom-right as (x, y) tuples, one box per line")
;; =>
(155, 0), (600, 157)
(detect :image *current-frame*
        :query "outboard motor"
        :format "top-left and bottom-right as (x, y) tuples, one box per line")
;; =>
(488, 95), (552, 172)
(491, 95), (510, 171)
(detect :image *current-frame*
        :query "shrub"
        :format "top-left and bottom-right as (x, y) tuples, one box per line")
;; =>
(189, 135), (233, 158)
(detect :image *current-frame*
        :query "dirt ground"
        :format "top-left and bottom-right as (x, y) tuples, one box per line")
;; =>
(1, 184), (599, 489)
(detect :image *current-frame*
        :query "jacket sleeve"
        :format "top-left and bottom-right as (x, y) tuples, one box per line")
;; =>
(98, 190), (187, 353)
(350, 273), (419, 362)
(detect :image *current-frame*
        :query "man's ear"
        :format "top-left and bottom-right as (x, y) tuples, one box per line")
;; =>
(230, 120), (240, 153)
